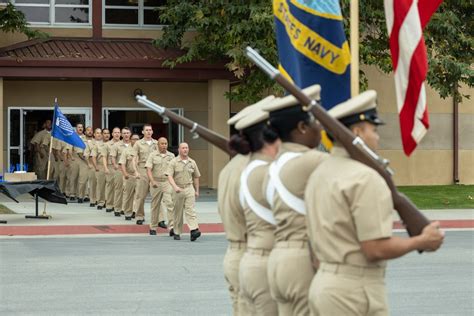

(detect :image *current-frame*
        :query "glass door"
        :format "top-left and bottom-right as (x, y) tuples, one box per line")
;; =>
(7, 107), (92, 172)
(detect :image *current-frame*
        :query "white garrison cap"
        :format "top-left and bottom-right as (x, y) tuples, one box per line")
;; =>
(227, 95), (275, 126)
(234, 109), (269, 131)
(261, 84), (321, 112)
(328, 90), (384, 126)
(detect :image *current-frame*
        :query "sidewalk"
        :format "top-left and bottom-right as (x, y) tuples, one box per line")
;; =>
(0, 194), (472, 236)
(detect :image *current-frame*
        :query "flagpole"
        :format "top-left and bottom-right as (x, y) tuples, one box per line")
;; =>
(42, 98), (58, 216)
(350, 0), (359, 97)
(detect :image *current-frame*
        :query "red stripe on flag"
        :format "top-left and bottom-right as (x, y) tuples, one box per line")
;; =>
(417, 0), (443, 29)
(399, 39), (429, 155)
(389, 0), (414, 71)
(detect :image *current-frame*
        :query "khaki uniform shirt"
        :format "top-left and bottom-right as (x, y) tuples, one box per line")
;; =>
(72, 135), (87, 157)
(133, 138), (158, 168)
(83, 139), (96, 158)
(31, 129), (48, 146)
(39, 130), (52, 150)
(91, 141), (106, 169)
(118, 146), (136, 175)
(101, 140), (120, 166)
(145, 150), (175, 181)
(218, 154), (250, 242)
(271, 142), (328, 242)
(165, 156), (201, 186)
(244, 152), (275, 250)
(109, 140), (130, 166)
(305, 145), (393, 268)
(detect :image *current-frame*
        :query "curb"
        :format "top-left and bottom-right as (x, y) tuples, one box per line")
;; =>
(0, 220), (472, 236)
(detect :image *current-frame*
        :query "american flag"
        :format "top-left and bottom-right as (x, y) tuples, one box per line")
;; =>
(384, 0), (443, 156)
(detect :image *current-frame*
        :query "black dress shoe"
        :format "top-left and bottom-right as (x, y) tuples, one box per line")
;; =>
(125, 216), (132, 221)
(136, 220), (144, 225)
(149, 230), (157, 235)
(131, 212), (136, 219)
(114, 212), (121, 217)
(97, 205), (103, 210)
(169, 228), (174, 237)
(77, 198), (83, 204)
(84, 197), (90, 202)
(190, 229), (201, 242)
(69, 196), (76, 201)
(173, 234), (181, 240)
(106, 208), (113, 213)
(158, 221), (167, 229)
(90, 203), (96, 207)
(120, 211), (125, 215)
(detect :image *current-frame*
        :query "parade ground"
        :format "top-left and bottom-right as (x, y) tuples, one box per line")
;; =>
(1, 194), (473, 315)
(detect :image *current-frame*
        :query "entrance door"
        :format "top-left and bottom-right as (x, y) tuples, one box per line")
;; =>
(103, 108), (183, 153)
(7, 107), (91, 172)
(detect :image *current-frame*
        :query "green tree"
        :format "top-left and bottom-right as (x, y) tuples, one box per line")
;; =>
(0, 2), (48, 40)
(156, 0), (473, 104)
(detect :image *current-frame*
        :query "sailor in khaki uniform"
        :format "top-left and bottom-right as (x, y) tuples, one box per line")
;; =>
(63, 143), (74, 199)
(51, 138), (63, 187)
(146, 137), (175, 235)
(305, 91), (444, 316)
(91, 128), (107, 209)
(119, 134), (140, 220)
(166, 143), (201, 241)
(39, 127), (54, 179)
(30, 120), (51, 180)
(110, 127), (131, 216)
(229, 109), (280, 315)
(132, 124), (158, 225)
(84, 131), (99, 207)
(103, 127), (121, 212)
(66, 124), (86, 201)
(71, 130), (88, 203)
(260, 85), (329, 315)
(218, 96), (275, 315)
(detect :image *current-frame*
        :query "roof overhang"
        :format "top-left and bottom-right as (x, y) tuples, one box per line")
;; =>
(0, 37), (236, 81)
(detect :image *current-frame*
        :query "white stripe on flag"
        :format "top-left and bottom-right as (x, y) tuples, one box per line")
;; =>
(394, 1), (423, 113)
(411, 84), (428, 143)
(384, 0), (395, 35)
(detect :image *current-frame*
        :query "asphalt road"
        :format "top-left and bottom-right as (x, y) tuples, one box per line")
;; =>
(0, 231), (473, 315)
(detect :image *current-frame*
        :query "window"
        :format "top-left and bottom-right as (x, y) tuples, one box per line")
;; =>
(3, 0), (91, 25)
(104, 0), (166, 27)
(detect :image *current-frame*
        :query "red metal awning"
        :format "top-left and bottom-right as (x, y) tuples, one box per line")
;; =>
(0, 37), (235, 81)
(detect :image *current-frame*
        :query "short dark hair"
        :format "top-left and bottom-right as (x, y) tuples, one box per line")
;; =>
(143, 124), (152, 130)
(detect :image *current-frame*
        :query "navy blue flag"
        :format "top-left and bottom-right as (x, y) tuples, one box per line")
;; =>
(51, 102), (86, 149)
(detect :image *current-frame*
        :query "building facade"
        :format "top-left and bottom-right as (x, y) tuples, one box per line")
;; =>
(0, 1), (473, 186)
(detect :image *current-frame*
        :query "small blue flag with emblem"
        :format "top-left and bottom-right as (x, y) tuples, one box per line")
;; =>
(51, 101), (86, 149)
(273, 0), (351, 109)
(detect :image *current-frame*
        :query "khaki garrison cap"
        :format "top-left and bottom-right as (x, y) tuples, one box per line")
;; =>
(234, 109), (269, 131)
(227, 95), (275, 126)
(261, 84), (321, 112)
(328, 90), (385, 126)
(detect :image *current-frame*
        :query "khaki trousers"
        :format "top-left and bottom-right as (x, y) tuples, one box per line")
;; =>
(122, 176), (136, 216)
(239, 249), (277, 315)
(113, 170), (123, 212)
(59, 161), (71, 196)
(224, 242), (251, 316)
(171, 185), (199, 235)
(132, 167), (149, 220)
(35, 153), (47, 180)
(105, 165), (115, 209)
(88, 166), (97, 203)
(309, 263), (388, 316)
(68, 158), (80, 198)
(268, 242), (315, 315)
(149, 180), (172, 229)
(95, 167), (106, 207)
(76, 158), (89, 199)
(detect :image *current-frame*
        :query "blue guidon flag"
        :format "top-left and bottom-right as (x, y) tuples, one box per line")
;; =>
(51, 102), (86, 149)
(273, 0), (351, 109)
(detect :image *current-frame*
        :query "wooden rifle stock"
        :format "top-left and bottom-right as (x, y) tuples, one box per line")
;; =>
(135, 94), (231, 155)
(245, 47), (429, 238)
